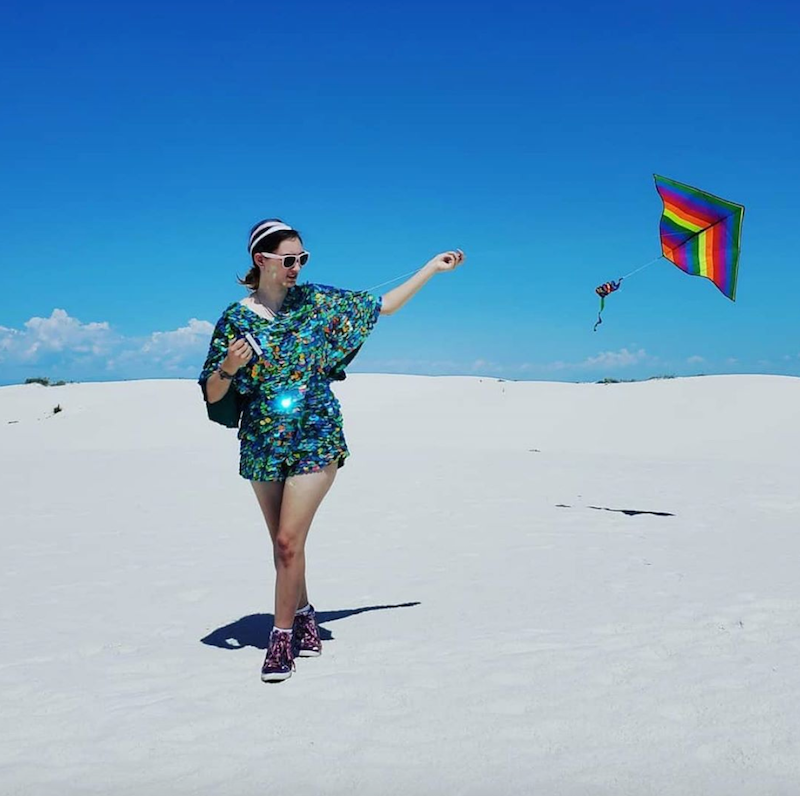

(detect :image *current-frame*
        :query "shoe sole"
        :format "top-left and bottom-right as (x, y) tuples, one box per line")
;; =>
(297, 649), (322, 658)
(261, 671), (293, 683)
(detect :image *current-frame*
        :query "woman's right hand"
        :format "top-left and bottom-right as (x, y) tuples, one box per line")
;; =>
(222, 338), (254, 373)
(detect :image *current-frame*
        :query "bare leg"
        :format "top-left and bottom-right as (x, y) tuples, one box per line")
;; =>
(272, 461), (338, 629)
(250, 479), (284, 541)
(251, 478), (310, 615)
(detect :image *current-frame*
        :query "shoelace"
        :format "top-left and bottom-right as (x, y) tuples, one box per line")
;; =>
(294, 614), (319, 646)
(264, 632), (295, 669)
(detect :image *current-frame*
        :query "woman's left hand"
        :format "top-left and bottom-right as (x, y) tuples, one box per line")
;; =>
(427, 249), (466, 273)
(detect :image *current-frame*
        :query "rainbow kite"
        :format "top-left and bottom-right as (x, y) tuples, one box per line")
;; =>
(655, 174), (744, 301)
(593, 175), (745, 330)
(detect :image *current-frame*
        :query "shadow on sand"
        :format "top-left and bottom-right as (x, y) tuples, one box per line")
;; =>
(587, 505), (674, 517)
(556, 503), (674, 517)
(201, 602), (421, 650)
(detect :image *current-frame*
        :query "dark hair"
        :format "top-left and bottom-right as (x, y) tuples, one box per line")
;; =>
(238, 218), (303, 291)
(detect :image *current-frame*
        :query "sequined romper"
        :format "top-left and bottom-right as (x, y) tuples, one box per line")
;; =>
(199, 283), (382, 481)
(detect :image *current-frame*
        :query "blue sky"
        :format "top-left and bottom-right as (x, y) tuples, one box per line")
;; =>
(1, 0), (799, 385)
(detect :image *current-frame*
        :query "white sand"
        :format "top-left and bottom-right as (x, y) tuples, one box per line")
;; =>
(2, 374), (800, 795)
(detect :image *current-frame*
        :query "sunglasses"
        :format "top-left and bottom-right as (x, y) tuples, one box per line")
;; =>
(258, 251), (310, 269)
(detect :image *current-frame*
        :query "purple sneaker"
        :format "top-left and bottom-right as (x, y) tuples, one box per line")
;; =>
(261, 629), (295, 683)
(293, 605), (322, 657)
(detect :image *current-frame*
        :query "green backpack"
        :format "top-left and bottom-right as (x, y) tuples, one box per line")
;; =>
(201, 381), (245, 428)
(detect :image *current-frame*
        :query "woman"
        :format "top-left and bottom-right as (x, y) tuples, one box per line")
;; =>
(199, 218), (464, 682)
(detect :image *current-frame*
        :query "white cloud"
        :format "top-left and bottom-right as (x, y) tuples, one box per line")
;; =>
(360, 358), (539, 377)
(141, 319), (214, 353)
(0, 309), (116, 362)
(687, 355), (705, 364)
(134, 318), (215, 372)
(545, 348), (649, 373)
(0, 325), (21, 353)
(581, 348), (648, 369)
(470, 359), (503, 374)
(360, 358), (462, 372)
(0, 310), (214, 378)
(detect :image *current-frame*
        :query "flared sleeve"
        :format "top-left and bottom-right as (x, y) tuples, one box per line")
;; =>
(309, 284), (382, 379)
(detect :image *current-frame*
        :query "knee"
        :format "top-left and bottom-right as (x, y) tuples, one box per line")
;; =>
(274, 532), (300, 568)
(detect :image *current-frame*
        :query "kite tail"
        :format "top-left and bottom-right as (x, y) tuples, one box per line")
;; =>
(593, 279), (622, 331)
(593, 295), (606, 332)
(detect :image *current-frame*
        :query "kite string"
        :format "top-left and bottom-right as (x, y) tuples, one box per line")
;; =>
(370, 252), (667, 293)
(365, 267), (426, 293)
(370, 255), (666, 294)
(593, 254), (664, 332)
(364, 247), (498, 292)
(618, 255), (665, 282)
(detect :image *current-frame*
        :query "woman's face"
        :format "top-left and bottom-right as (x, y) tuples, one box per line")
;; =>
(256, 237), (305, 289)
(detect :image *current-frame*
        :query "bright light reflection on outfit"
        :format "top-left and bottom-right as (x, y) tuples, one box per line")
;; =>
(274, 391), (303, 414)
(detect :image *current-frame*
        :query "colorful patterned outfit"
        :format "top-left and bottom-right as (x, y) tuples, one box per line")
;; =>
(199, 283), (382, 481)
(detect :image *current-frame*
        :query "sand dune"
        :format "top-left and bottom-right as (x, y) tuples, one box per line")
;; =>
(2, 374), (799, 795)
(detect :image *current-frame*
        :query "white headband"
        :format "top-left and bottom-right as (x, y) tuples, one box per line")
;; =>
(248, 222), (295, 254)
